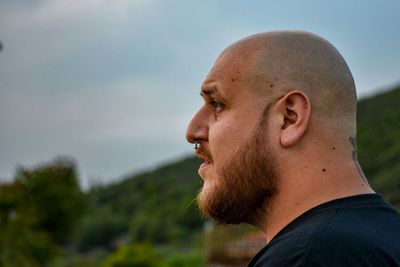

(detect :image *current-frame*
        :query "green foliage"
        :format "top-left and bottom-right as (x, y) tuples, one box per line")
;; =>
(101, 243), (203, 267)
(0, 182), (56, 266)
(14, 157), (86, 244)
(52, 250), (107, 267)
(102, 243), (161, 267)
(163, 249), (204, 267)
(76, 207), (129, 252)
(87, 156), (203, 248)
(0, 157), (86, 266)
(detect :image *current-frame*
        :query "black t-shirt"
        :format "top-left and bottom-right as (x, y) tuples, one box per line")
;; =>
(248, 194), (400, 267)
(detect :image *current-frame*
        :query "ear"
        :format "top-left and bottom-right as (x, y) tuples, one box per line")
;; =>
(277, 90), (311, 147)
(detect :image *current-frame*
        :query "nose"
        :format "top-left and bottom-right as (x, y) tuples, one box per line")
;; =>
(186, 106), (209, 144)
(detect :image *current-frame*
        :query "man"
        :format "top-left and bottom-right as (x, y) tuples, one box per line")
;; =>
(186, 30), (400, 266)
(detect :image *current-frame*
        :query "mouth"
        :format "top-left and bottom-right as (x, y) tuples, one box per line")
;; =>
(196, 152), (212, 178)
(198, 161), (211, 178)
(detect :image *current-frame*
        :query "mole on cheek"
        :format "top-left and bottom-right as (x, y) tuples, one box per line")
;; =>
(270, 84), (274, 87)
(332, 147), (336, 150)
(322, 168), (326, 172)
(231, 78), (235, 82)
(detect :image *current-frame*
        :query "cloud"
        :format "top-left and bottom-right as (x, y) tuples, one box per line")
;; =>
(0, 0), (399, 185)
(0, 0), (218, 184)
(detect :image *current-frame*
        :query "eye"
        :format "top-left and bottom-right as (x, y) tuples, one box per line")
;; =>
(210, 99), (223, 112)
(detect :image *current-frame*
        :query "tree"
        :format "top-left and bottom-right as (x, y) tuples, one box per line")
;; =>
(0, 181), (56, 266)
(15, 157), (86, 244)
(0, 157), (86, 266)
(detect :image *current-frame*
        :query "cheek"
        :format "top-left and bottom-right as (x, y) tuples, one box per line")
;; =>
(209, 121), (234, 146)
(208, 119), (249, 157)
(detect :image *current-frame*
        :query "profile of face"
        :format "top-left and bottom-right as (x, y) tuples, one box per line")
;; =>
(186, 30), (358, 224)
(186, 45), (279, 225)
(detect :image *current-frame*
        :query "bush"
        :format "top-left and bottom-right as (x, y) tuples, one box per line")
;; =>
(102, 243), (161, 267)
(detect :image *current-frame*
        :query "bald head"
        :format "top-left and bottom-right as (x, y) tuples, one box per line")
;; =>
(187, 31), (373, 231)
(219, 30), (357, 133)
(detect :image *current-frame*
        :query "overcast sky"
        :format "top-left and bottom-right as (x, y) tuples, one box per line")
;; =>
(1, 0), (399, 187)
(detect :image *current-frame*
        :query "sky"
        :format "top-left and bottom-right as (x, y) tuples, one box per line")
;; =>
(1, 0), (399, 188)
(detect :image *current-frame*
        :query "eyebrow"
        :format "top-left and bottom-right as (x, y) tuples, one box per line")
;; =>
(200, 84), (218, 97)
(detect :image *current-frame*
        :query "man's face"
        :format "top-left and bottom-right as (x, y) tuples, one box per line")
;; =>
(186, 49), (279, 224)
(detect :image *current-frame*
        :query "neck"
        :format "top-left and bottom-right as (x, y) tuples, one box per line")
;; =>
(253, 159), (374, 242)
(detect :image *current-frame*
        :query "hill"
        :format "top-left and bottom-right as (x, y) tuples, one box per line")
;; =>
(80, 85), (400, 252)
(358, 85), (400, 205)
(77, 156), (203, 251)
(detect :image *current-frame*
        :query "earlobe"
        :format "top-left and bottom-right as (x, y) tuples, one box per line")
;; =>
(279, 91), (311, 147)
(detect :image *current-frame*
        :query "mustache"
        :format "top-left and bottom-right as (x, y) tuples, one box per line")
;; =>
(196, 146), (213, 163)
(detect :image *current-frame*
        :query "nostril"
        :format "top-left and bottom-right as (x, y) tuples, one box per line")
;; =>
(186, 128), (196, 144)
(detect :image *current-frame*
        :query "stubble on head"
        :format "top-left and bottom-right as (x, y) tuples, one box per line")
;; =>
(197, 104), (279, 225)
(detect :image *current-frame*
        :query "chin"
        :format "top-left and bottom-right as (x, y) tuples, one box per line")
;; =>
(199, 178), (216, 197)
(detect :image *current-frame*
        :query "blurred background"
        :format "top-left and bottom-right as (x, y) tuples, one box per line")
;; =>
(0, 1), (399, 266)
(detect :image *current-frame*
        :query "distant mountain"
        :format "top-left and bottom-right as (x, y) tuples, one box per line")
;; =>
(81, 85), (400, 252)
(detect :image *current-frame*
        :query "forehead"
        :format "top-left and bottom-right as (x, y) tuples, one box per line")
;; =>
(201, 50), (252, 95)
(210, 47), (251, 77)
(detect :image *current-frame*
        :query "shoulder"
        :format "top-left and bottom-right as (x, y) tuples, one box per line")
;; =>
(306, 204), (400, 266)
(248, 208), (337, 267)
(249, 196), (400, 267)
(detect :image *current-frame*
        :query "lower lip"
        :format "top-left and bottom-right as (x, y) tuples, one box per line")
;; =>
(198, 162), (211, 177)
